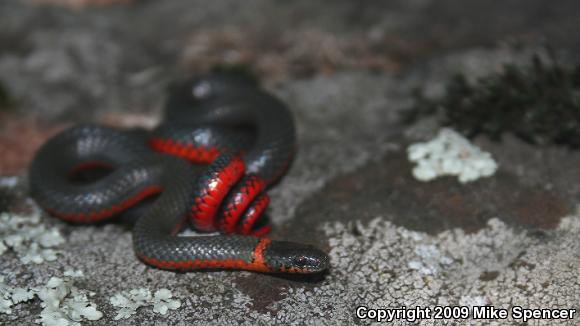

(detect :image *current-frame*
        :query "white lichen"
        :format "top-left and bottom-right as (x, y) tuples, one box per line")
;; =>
(152, 289), (182, 315)
(63, 270), (84, 278)
(177, 214), (577, 325)
(0, 211), (65, 264)
(36, 276), (103, 326)
(407, 128), (498, 183)
(0, 276), (35, 314)
(1, 270), (103, 326)
(110, 288), (181, 320)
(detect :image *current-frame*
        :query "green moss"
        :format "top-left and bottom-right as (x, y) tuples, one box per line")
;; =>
(403, 55), (580, 149)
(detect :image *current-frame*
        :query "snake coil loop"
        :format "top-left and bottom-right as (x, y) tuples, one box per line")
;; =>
(29, 74), (328, 274)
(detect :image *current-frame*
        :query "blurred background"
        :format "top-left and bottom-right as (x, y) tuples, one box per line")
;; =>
(1, 0), (579, 174)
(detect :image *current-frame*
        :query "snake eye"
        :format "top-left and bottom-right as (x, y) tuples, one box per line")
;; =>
(295, 257), (309, 267)
(292, 256), (320, 269)
(265, 241), (329, 273)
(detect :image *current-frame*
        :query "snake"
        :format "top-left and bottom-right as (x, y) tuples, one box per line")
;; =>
(28, 74), (328, 274)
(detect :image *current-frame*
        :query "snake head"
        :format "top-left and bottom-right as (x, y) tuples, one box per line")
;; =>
(264, 241), (329, 274)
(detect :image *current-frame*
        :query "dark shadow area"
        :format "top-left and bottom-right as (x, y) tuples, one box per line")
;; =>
(291, 149), (573, 236)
